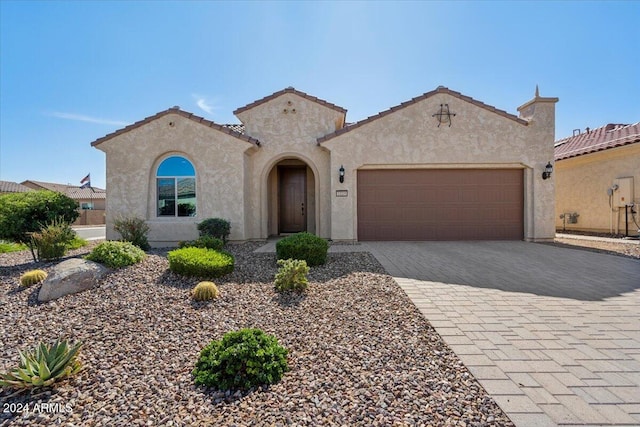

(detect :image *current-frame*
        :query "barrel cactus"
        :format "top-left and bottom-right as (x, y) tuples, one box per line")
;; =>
(192, 281), (220, 301)
(20, 269), (48, 287)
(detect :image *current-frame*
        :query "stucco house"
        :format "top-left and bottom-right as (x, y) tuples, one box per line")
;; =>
(554, 123), (640, 236)
(91, 86), (558, 246)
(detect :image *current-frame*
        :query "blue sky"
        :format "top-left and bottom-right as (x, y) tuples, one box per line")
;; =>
(1, 1), (638, 190)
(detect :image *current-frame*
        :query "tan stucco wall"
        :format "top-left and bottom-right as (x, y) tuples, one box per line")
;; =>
(322, 93), (557, 242)
(555, 144), (640, 235)
(236, 92), (344, 239)
(95, 88), (557, 244)
(95, 113), (254, 246)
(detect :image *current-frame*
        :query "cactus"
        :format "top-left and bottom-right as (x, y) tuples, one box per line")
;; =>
(192, 281), (220, 301)
(20, 269), (48, 287)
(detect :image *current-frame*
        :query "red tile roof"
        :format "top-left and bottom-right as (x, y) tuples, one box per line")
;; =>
(317, 86), (528, 144)
(90, 107), (260, 148)
(0, 180), (34, 193)
(554, 123), (640, 161)
(233, 87), (347, 116)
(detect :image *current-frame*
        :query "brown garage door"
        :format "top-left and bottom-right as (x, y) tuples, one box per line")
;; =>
(357, 169), (523, 241)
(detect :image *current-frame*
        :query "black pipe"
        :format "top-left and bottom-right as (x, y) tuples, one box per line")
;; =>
(625, 205), (629, 237)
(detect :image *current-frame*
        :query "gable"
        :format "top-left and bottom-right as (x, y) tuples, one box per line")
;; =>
(91, 107), (260, 150)
(234, 88), (347, 142)
(318, 86), (528, 144)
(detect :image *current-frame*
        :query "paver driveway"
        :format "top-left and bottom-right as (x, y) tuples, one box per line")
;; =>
(362, 241), (640, 426)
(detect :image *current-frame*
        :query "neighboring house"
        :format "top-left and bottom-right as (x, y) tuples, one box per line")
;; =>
(91, 86), (558, 246)
(0, 180), (34, 194)
(20, 180), (106, 226)
(554, 123), (640, 236)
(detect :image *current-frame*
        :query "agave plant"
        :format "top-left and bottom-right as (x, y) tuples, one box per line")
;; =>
(0, 339), (82, 390)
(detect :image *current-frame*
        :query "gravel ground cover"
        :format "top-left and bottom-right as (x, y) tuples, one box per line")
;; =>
(0, 242), (512, 426)
(553, 236), (640, 259)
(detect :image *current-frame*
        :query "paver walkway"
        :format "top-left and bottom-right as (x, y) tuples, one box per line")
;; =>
(363, 241), (640, 426)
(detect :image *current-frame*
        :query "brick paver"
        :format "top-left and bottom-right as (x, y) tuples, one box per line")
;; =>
(363, 241), (640, 426)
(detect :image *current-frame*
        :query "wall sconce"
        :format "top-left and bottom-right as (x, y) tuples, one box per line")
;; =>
(432, 104), (456, 127)
(339, 165), (345, 183)
(542, 162), (553, 180)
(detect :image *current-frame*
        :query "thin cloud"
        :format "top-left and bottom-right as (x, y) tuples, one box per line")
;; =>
(47, 111), (130, 127)
(192, 94), (220, 115)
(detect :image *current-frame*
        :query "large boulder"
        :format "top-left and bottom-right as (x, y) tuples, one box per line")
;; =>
(38, 258), (108, 302)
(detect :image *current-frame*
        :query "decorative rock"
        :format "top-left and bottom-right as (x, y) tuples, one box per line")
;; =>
(38, 258), (108, 302)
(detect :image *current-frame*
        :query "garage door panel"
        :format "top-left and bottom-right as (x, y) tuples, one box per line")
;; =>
(357, 169), (523, 241)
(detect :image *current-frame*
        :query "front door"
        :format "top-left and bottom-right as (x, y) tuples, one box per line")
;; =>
(279, 167), (306, 233)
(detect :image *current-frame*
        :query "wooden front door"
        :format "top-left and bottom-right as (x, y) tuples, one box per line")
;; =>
(279, 167), (306, 233)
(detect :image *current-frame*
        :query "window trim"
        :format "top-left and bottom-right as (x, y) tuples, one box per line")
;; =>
(156, 156), (197, 218)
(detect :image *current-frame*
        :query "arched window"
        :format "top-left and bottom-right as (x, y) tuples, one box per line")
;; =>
(156, 156), (196, 217)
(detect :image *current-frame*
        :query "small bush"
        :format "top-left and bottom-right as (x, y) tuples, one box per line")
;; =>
(168, 247), (234, 278)
(0, 190), (79, 262)
(0, 339), (82, 391)
(276, 232), (328, 266)
(193, 328), (289, 390)
(113, 216), (150, 250)
(197, 218), (231, 243)
(66, 236), (88, 251)
(178, 236), (224, 251)
(85, 241), (146, 268)
(20, 269), (48, 287)
(274, 259), (309, 292)
(31, 218), (76, 261)
(192, 281), (220, 301)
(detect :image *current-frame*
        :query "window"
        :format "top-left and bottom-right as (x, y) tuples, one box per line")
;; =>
(157, 156), (196, 217)
(81, 202), (94, 210)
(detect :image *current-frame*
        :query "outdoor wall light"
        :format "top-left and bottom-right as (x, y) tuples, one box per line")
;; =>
(542, 162), (553, 180)
(432, 104), (456, 127)
(339, 165), (345, 183)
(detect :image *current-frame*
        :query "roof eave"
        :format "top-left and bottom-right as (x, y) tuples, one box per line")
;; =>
(90, 108), (261, 148)
(233, 87), (347, 117)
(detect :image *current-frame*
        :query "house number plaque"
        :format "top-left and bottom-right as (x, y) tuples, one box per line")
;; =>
(336, 190), (348, 197)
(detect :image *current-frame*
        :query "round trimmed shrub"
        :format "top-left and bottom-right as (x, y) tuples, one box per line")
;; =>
(192, 281), (220, 301)
(20, 269), (48, 287)
(168, 247), (234, 278)
(85, 241), (146, 268)
(276, 232), (328, 266)
(193, 328), (289, 390)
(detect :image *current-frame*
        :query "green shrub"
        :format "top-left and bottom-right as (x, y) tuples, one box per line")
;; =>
(20, 269), (48, 287)
(193, 328), (289, 390)
(178, 236), (224, 251)
(0, 240), (28, 253)
(0, 190), (79, 262)
(276, 232), (328, 266)
(113, 216), (150, 250)
(66, 236), (88, 250)
(85, 241), (146, 268)
(274, 258), (309, 292)
(30, 218), (76, 261)
(0, 339), (82, 391)
(192, 281), (220, 301)
(168, 247), (234, 278)
(197, 218), (231, 243)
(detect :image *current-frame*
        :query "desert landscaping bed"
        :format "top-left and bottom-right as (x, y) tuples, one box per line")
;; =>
(0, 242), (512, 426)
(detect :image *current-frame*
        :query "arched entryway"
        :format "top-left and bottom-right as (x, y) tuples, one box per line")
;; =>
(266, 158), (316, 236)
